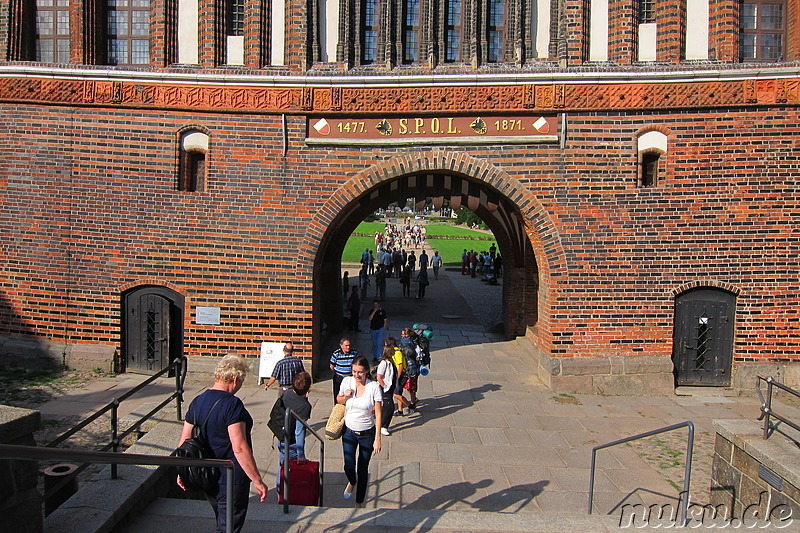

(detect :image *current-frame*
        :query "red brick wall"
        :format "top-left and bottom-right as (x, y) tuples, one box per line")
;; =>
(1, 103), (799, 372)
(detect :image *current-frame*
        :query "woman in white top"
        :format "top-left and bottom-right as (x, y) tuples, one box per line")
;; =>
(337, 355), (382, 507)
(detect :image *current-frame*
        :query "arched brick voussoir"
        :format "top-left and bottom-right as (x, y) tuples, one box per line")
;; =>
(119, 279), (188, 296)
(671, 280), (743, 298)
(299, 151), (569, 280)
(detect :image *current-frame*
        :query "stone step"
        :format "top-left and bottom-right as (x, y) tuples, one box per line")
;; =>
(119, 498), (622, 533)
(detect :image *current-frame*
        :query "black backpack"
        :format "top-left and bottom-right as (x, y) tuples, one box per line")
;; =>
(401, 344), (419, 377)
(175, 396), (227, 492)
(267, 395), (296, 445)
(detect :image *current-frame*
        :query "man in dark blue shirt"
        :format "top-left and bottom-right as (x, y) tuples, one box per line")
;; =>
(265, 342), (305, 392)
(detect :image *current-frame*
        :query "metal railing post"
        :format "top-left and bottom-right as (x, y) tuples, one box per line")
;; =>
(226, 471), (234, 533)
(679, 421), (695, 527)
(588, 420), (694, 527)
(764, 377), (774, 439)
(757, 375), (800, 440)
(283, 405), (291, 514)
(111, 400), (119, 479)
(175, 357), (186, 421)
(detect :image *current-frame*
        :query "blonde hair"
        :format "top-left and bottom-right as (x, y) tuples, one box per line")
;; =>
(214, 355), (249, 383)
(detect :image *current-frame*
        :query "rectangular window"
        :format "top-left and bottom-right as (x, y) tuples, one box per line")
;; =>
(36, 0), (70, 63)
(740, 1), (785, 61)
(445, 0), (462, 62)
(361, 0), (379, 63)
(107, 0), (150, 66)
(487, 0), (505, 62)
(227, 0), (245, 36)
(640, 0), (655, 23)
(403, 0), (421, 63)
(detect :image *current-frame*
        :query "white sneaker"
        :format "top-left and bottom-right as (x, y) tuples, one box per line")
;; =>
(380, 427), (391, 436)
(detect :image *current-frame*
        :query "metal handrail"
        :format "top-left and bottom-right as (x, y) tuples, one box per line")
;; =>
(281, 407), (325, 513)
(0, 442), (235, 533)
(588, 421), (695, 527)
(41, 356), (187, 506)
(756, 375), (800, 440)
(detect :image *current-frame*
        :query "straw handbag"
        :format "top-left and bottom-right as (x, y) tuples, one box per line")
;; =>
(325, 404), (346, 440)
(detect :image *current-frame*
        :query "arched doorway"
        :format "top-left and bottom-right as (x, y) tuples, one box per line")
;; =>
(303, 153), (556, 377)
(672, 287), (736, 387)
(121, 285), (185, 374)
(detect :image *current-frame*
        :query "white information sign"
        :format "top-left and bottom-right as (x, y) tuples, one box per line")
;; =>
(258, 342), (285, 384)
(195, 307), (221, 325)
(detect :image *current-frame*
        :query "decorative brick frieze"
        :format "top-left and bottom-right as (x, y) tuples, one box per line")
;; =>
(1, 76), (798, 113)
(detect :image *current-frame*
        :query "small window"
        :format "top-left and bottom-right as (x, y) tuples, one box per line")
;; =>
(227, 0), (245, 36)
(637, 129), (667, 187)
(640, 0), (655, 23)
(640, 151), (660, 186)
(179, 131), (208, 192)
(740, 1), (785, 61)
(179, 151), (205, 191)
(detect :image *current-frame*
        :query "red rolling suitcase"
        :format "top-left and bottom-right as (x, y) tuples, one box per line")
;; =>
(278, 459), (321, 506)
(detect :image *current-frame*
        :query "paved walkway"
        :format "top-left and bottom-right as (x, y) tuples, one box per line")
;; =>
(34, 265), (792, 525)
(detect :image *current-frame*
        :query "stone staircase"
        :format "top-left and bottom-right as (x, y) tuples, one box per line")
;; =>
(118, 498), (622, 533)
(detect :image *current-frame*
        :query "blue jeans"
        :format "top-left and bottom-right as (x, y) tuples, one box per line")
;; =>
(341, 425), (375, 504)
(370, 327), (384, 360)
(275, 420), (305, 486)
(206, 482), (250, 533)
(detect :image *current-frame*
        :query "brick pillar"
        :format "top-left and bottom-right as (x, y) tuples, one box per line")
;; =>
(244, 0), (266, 67)
(786, 0), (798, 62)
(658, 0), (686, 63)
(284, 0), (310, 72)
(151, 0), (178, 67)
(199, 0), (223, 67)
(563, 0), (590, 66)
(708, 0), (738, 62)
(0, 406), (42, 533)
(607, 0), (635, 64)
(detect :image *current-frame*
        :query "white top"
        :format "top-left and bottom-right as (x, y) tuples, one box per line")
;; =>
(376, 359), (394, 393)
(339, 376), (382, 431)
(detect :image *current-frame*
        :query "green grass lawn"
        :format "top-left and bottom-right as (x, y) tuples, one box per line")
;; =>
(343, 222), (496, 265)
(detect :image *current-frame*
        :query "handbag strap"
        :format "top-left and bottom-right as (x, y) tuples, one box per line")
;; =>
(193, 395), (231, 457)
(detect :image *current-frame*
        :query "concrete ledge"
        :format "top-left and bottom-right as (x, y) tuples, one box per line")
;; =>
(0, 405), (41, 439)
(0, 334), (115, 372)
(520, 336), (674, 395)
(43, 417), (183, 533)
(733, 363), (800, 394)
(712, 419), (800, 522)
(714, 419), (800, 490)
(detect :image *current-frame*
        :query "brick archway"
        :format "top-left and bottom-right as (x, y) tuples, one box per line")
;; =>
(300, 151), (565, 373)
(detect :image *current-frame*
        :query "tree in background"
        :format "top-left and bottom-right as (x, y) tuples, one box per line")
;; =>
(455, 207), (486, 229)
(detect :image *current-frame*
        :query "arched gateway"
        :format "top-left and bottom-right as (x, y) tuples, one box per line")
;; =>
(300, 152), (565, 375)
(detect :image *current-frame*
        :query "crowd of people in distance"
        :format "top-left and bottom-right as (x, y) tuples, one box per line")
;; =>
(460, 242), (502, 283)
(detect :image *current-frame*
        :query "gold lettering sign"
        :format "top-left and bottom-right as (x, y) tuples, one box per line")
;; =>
(306, 115), (558, 145)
